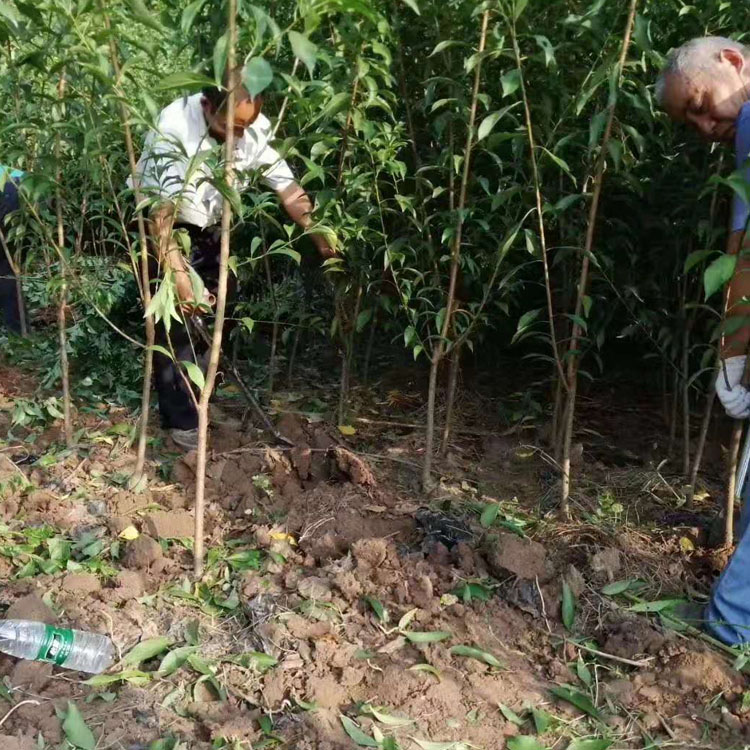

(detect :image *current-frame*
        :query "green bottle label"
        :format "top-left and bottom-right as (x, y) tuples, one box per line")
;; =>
(36, 626), (75, 666)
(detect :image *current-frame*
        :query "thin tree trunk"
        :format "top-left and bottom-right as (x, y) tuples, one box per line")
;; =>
(422, 9), (490, 491)
(55, 73), (73, 448)
(559, 0), (638, 516)
(263, 251), (279, 398)
(103, 8), (156, 483)
(510, 21), (566, 392)
(682, 319), (691, 477)
(338, 284), (362, 425)
(687, 388), (715, 507)
(194, 0), (237, 578)
(668, 368), (679, 457)
(726, 421), (743, 547)
(440, 344), (461, 455)
(336, 54), (362, 184)
(362, 305), (378, 383)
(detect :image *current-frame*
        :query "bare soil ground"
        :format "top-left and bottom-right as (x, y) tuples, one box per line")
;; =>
(0, 361), (747, 750)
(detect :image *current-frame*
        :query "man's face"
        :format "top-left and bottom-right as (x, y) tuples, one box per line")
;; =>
(661, 48), (750, 142)
(203, 96), (263, 142)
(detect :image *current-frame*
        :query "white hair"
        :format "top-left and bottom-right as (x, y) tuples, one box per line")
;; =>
(655, 36), (750, 106)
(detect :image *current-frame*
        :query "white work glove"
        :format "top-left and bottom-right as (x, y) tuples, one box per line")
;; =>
(716, 356), (750, 419)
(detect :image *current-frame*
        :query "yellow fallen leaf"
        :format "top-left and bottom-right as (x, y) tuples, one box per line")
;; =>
(119, 526), (140, 541)
(679, 536), (695, 552)
(269, 532), (297, 546)
(338, 425), (356, 435)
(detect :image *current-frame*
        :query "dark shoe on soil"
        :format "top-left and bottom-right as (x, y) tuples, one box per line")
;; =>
(170, 427), (200, 451)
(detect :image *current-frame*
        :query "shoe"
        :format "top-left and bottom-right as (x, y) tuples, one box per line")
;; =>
(170, 427), (200, 451)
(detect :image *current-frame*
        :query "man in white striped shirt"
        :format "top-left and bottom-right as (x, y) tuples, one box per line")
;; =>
(131, 71), (336, 448)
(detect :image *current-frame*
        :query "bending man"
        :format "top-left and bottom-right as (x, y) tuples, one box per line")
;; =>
(657, 36), (750, 645)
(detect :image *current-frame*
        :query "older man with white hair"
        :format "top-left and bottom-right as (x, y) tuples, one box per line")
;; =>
(657, 36), (750, 645)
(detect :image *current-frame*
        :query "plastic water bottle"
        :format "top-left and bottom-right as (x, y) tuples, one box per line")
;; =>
(0, 621), (115, 674)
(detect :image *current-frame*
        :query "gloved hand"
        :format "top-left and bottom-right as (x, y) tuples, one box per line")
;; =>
(716, 356), (750, 419)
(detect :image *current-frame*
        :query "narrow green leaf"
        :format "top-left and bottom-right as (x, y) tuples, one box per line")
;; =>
(561, 580), (575, 631)
(340, 715), (378, 747)
(408, 663), (441, 680)
(404, 631), (452, 644)
(501, 69), (522, 98)
(63, 703), (96, 750)
(361, 704), (413, 726)
(122, 636), (171, 667)
(155, 71), (216, 92)
(124, 0), (166, 33)
(477, 111), (504, 142)
(601, 579), (636, 596)
(531, 707), (552, 734)
(567, 740), (612, 750)
(400, 0), (420, 14)
(498, 703), (525, 726)
(181, 361), (205, 391)
(704, 254), (736, 299)
(576, 656), (592, 687)
(507, 738), (545, 750)
(628, 598), (684, 613)
(549, 686), (601, 720)
(364, 596), (388, 622)
(288, 31), (318, 76)
(84, 670), (151, 687)
(684, 249), (714, 274)
(513, 0), (529, 20)
(450, 644), (504, 668)
(181, 0), (208, 34)
(158, 646), (196, 677)
(480, 502), (500, 528)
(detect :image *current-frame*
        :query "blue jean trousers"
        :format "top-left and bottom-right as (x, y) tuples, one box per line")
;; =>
(705, 475), (750, 645)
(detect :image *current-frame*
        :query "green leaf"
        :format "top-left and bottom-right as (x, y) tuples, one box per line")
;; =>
(84, 670), (151, 687)
(567, 741), (612, 750)
(450, 644), (503, 668)
(408, 663), (441, 680)
(0, 1), (21, 28)
(477, 111), (504, 142)
(480, 502), (500, 528)
(628, 598), (684, 613)
(704, 254), (736, 299)
(404, 631), (452, 643)
(429, 40), (466, 57)
(501, 69), (522, 98)
(601, 579), (636, 596)
(576, 656), (592, 687)
(513, 0), (529, 20)
(125, 0), (166, 33)
(400, 0), (421, 14)
(340, 715), (378, 747)
(534, 35), (556, 67)
(148, 345), (173, 360)
(288, 31), (318, 76)
(361, 704), (413, 726)
(549, 686), (601, 720)
(122, 636), (171, 667)
(213, 32), (229, 85)
(243, 57), (274, 100)
(181, 0), (208, 34)
(155, 71), (216, 92)
(158, 646), (196, 678)
(181, 361), (205, 391)
(498, 703), (525, 726)
(63, 703), (96, 750)
(531, 707), (552, 734)
(507, 738), (545, 750)
(684, 249), (714, 274)
(561, 580), (575, 631)
(364, 596), (388, 622)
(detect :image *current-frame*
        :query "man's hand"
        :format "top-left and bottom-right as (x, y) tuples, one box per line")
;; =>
(716, 356), (750, 419)
(313, 235), (338, 260)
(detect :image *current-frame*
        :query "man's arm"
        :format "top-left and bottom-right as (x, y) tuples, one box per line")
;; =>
(148, 202), (197, 307)
(277, 182), (337, 259)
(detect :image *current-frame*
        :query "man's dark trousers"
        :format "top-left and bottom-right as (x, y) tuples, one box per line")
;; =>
(0, 179), (24, 333)
(151, 224), (237, 430)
